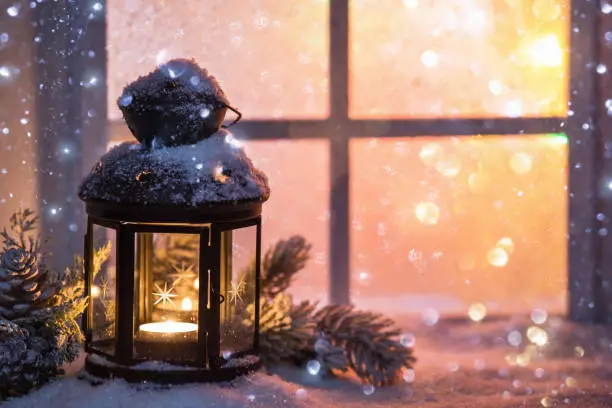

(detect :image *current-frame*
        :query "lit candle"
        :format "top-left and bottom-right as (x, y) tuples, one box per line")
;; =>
(135, 320), (199, 360)
(138, 320), (198, 341)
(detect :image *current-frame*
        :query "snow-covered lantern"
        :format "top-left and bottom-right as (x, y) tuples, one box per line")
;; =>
(78, 59), (269, 383)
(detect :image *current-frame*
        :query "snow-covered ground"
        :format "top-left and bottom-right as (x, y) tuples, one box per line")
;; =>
(6, 315), (612, 408)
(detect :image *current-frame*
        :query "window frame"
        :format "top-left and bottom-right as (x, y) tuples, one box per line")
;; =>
(38, 0), (602, 321)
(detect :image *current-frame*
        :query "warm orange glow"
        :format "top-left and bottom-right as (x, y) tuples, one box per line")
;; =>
(468, 170), (489, 194)
(419, 143), (443, 167)
(526, 326), (548, 346)
(106, 1), (570, 318)
(193, 278), (199, 290)
(139, 321), (198, 334)
(350, 136), (567, 316)
(496, 237), (515, 254)
(181, 297), (193, 311)
(242, 140), (330, 305)
(487, 247), (509, 268)
(107, 0), (329, 120)
(90, 284), (101, 298)
(526, 34), (564, 67)
(468, 303), (487, 322)
(213, 166), (229, 183)
(435, 154), (462, 178)
(415, 202), (440, 225)
(349, 0), (569, 118)
(510, 152), (533, 174)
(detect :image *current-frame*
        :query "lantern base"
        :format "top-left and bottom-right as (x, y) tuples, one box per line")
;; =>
(84, 353), (261, 384)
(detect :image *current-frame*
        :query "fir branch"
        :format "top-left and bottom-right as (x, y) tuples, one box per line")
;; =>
(241, 235), (311, 302)
(254, 295), (317, 364)
(313, 305), (416, 387)
(1, 209), (39, 253)
(261, 236), (311, 298)
(0, 209), (110, 399)
(92, 241), (112, 281)
(312, 334), (349, 372)
(239, 235), (416, 387)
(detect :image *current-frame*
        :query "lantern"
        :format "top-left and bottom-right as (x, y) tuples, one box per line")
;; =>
(78, 59), (270, 382)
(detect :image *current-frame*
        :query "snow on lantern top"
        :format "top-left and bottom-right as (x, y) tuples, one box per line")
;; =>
(118, 58), (239, 149)
(78, 59), (269, 207)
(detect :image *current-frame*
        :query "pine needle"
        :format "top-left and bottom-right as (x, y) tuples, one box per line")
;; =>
(251, 236), (416, 387)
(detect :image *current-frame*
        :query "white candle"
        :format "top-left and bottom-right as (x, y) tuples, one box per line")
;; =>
(138, 321), (198, 342)
(139, 321), (198, 334)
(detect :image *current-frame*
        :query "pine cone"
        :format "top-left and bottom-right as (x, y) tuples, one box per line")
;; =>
(0, 319), (66, 399)
(0, 319), (29, 398)
(0, 247), (55, 321)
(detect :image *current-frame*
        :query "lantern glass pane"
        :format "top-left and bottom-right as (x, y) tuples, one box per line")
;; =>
(133, 232), (200, 362)
(91, 224), (117, 356)
(220, 226), (257, 359)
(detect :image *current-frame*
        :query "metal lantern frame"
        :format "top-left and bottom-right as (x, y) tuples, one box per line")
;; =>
(81, 200), (263, 383)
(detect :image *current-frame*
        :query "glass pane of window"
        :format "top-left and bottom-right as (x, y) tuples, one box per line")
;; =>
(133, 232), (200, 362)
(349, 0), (569, 118)
(245, 140), (330, 305)
(107, 0), (329, 121)
(91, 225), (117, 355)
(220, 226), (257, 357)
(349, 135), (568, 319)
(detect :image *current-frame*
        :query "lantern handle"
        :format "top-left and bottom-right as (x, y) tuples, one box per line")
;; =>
(222, 104), (242, 128)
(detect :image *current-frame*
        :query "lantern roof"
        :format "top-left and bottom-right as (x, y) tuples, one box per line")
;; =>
(78, 129), (269, 209)
(78, 58), (269, 213)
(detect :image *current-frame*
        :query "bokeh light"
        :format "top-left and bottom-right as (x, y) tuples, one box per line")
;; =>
(496, 237), (515, 254)
(415, 202), (440, 225)
(108, 0), (329, 120)
(526, 34), (564, 68)
(351, 136), (566, 316)
(526, 326), (549, 346)
(468, 303), (487, 322)
(487, 247), (509, 268)
(418, 143), (443, 167)
(509, 153), (533, 175)
(349, 0), (569, 118)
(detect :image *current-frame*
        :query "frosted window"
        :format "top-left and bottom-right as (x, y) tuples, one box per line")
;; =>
(349, 135), (568, 317)
(245, 140), (330, 304)
(349, 0), (569, 118)
(107, 0), (329, 121)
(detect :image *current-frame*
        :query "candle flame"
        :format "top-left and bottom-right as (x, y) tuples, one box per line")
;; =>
(193, 278), (199, 289)
(181, 297), (193, 311)
(91, 284), (101, 298)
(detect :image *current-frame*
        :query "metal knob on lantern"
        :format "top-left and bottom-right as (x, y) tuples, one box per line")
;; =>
(78, 59), (269, 383)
